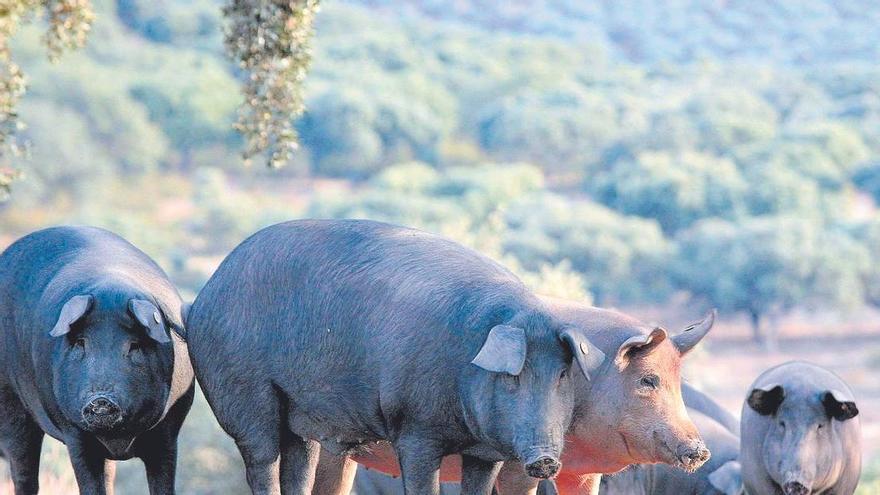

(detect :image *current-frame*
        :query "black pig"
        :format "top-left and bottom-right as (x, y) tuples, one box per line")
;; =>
(0, 226), (194, 495)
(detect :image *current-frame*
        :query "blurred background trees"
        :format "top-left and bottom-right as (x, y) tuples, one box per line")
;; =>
(2, 1), (880, 490)
(2, 0), (879, 343)
(0, 0), (94, 199)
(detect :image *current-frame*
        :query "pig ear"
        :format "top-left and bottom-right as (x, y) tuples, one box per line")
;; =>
(822, 390), (859, 421)
(50, 295), (94, 337)
(614, 327), (667, 369)
(560, 327), (606, 381)
(471, 325), (527, 376)
(747, 384), (785, 416)
(708, 460), (743, 495)
(128, 299), (172, 344)
(671, 309), (716, 355)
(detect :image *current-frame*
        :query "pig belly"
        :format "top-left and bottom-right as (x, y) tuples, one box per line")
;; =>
(353, 442), (463, 482)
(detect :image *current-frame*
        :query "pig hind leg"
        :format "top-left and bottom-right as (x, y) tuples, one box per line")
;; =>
(203, 377), (283, 495)
(0, 385), (44, 495)
(278, 432), (320, 495)
(312, 450), (358, 495)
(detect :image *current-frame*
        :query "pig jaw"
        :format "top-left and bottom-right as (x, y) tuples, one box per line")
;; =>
(608, 408), (710, 473)
(459, 381), (568, 480)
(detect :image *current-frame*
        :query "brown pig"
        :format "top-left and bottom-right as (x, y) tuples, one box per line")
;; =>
(312, 296), (716, 494)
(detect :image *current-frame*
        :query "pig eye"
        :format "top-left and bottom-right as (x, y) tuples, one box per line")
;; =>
(72, 337), (86, 349)
(640, 374), (660, 389)
(128, 340), (145, 353)
(559, 368), (568, 381)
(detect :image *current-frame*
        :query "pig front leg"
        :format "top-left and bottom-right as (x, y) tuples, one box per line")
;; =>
(66, 435), (115, 495)
(137, 425), (179, 495)
(394, 434), (444, 495)
(461, 455), (503, 495)
(0, 385), (44, 495)
(135, 385), (194, 495)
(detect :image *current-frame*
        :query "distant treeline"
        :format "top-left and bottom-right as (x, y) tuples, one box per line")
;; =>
(4, 0), (880, 344)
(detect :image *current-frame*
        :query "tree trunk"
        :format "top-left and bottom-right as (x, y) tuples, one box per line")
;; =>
(749, 310), (763, 345)
(750, 309), (779, 351)
(765, 312), (780, 352)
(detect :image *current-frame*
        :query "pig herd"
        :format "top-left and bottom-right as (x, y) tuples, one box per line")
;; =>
(0, 220), (863, 495)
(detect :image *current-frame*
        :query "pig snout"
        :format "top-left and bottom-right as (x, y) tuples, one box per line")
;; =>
(523, 452), (562, 479)
(82, 395), (123, 429)
(675, 439), (711, 472)
(783, 481), (810, 495)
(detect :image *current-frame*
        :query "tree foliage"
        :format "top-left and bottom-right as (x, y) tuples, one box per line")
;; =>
(223, 0), (320, 168)
(1, 0), (879, 344)
(674, 216), (868, 347)
(590, 150), (748, 233)
(0, 0), (93, 198)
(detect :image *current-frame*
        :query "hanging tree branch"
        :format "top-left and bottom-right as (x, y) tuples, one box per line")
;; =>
(0, 0), (93, 200)
(224, 0), (320, 169)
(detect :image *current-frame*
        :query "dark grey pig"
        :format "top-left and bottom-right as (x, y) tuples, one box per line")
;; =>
(741, 361), (860, 495)
(0, 226), (194, 495)
(599, 396), (743, 495)
(186, 219), (606, 495)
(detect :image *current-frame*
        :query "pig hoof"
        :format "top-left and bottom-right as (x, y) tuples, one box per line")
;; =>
(783, 482), (810, 495)
(524, 457), (561, 479)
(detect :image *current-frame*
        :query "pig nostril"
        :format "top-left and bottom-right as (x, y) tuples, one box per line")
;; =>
(678, 446), (711, 472)
(81, 396), (122, 428)
(783, 482), (809, 495)
(524, 457), (561, 479)
(696, 447), (711, 462)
